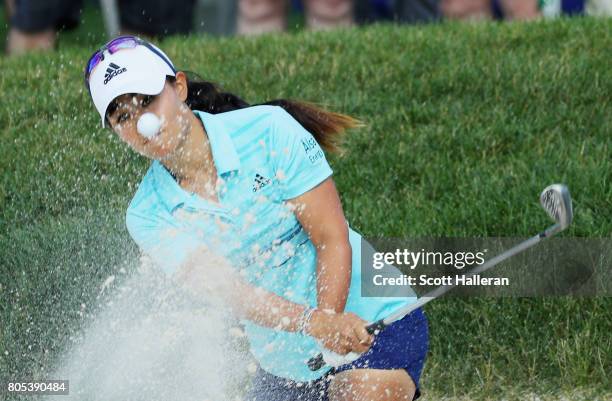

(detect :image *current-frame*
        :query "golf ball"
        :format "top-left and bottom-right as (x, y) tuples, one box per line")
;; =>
(137, 112), (161, 138)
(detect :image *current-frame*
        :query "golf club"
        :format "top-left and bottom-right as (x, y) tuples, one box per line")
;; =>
(307, 184), (574, 371)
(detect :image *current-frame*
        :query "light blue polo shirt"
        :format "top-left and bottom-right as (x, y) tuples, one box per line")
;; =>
(125, 105), (416, 381)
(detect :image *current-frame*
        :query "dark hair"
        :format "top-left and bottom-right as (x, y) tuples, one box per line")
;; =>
(169, 72), (363, 153)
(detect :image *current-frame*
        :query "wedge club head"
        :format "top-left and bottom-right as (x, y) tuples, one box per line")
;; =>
(540, 184), (573, 230)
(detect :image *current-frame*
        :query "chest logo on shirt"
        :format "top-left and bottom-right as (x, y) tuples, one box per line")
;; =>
(253, 173), (271, 192)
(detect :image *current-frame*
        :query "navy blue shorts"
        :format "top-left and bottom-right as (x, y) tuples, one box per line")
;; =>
(246, 307), (429, 401)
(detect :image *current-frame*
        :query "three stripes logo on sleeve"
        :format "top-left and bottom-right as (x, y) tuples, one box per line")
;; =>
(104, 63), (127, 85)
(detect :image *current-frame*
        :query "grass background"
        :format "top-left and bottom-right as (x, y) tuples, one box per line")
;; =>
(0, 11), (611, 401)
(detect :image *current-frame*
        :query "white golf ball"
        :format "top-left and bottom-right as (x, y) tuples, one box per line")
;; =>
(137, 112), (161, 138)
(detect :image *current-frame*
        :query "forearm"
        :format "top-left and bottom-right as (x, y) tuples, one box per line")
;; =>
(239, 238), (352, 327)
(316, 239), (352, 312)
(232, 278), (308, 332)
(174, 251), (310, 332)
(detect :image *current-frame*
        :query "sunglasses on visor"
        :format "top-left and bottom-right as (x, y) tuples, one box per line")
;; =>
(83, 35), (176, 93)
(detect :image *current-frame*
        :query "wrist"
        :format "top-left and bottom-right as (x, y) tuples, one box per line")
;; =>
(298, 306), (316, 335)
(303, 308), (336, 337)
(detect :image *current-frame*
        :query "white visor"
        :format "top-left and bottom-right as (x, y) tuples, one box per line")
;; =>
(88, 43), (176, 128)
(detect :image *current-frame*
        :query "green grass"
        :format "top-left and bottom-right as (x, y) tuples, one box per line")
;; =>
(1, 17), (611, 400)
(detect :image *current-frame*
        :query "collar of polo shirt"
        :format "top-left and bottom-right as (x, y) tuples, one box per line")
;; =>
(152, 110), (241, 213)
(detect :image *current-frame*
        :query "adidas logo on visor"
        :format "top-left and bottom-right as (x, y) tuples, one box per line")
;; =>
(104, 62), (127, 85)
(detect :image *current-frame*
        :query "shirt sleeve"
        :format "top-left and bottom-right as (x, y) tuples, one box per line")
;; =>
(269, 106), (333, 200)
(125, 208), (202, 277)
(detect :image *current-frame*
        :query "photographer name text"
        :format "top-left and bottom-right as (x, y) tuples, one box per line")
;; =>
(373, 274), (509, 286)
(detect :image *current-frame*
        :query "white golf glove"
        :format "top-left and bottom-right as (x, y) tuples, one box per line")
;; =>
(316, 340), (362, 367)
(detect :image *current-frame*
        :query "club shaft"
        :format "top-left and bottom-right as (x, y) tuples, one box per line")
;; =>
(308, 223), (561, 371)
(380, 228), (553, 325)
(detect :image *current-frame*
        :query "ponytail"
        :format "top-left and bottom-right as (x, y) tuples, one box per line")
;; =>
(168, 72), (363, 153)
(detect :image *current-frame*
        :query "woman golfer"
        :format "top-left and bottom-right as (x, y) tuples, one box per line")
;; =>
(84, 35), (429, 401)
